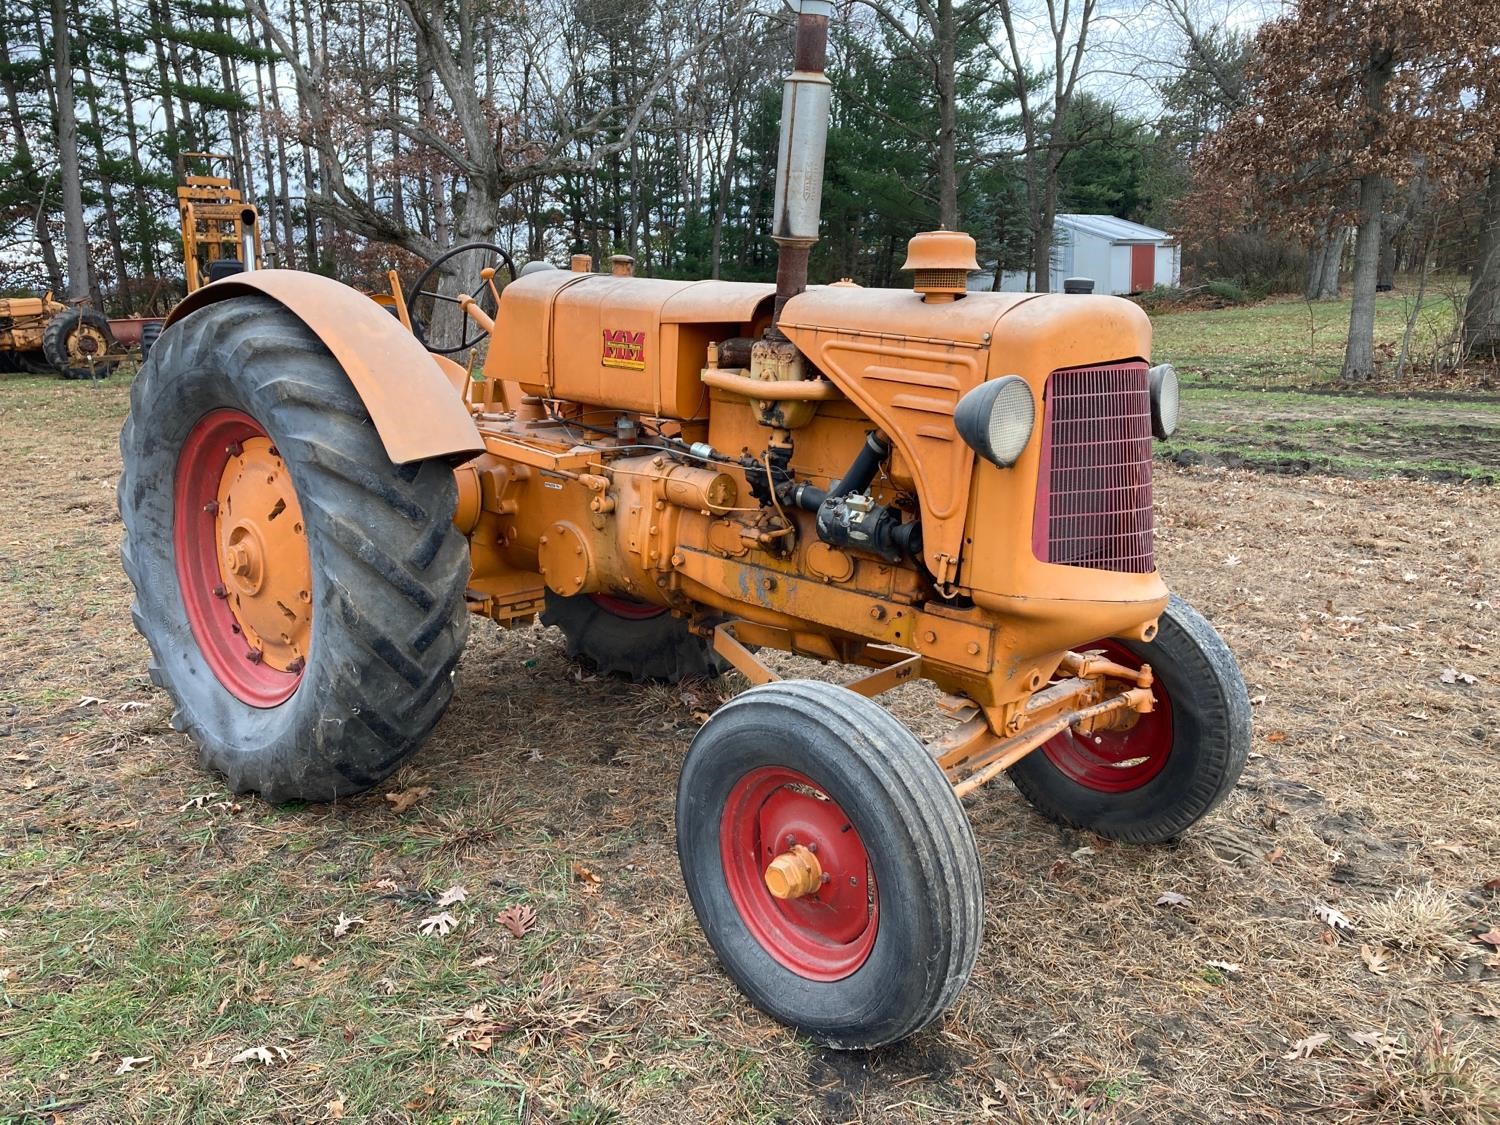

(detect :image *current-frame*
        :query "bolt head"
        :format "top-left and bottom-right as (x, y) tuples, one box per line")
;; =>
(203, 500), (219, 515)
(246, 649), (263, 663)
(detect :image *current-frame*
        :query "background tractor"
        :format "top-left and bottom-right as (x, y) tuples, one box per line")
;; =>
(0, 291), (118, 379)
(119, 0), (1250, 1049)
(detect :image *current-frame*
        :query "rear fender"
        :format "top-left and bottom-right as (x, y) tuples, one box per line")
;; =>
(165, 270), (484, 464)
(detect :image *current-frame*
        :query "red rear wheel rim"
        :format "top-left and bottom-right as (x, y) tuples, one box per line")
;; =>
(174, 410), (305, 707)
(1041, 640), (1172, 792)
(720, 767), (878, 980)
(588, 593), (667, 620)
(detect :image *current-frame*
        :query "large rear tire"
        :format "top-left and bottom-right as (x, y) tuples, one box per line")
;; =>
(541, 590), (723, 682)
(1007, 595), (1250, 843)
(43, 307), (117, 379)
(119, 295), (471, 802)
(677, 680), (983, 1048)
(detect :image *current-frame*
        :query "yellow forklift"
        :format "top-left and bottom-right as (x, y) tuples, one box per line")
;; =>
(139, 153), (264, 359)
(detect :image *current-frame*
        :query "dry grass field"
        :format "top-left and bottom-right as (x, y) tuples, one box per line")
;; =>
(2, 365), (1498, 1124)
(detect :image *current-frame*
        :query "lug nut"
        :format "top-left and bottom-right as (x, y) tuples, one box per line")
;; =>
(268, 446), (279, 457)
(203, 500), (219, 515)
(287, 656), (306, 673)
(246, 649), (263, 664)
(212, 584), (228, 599)
(226, 441), (243, 457)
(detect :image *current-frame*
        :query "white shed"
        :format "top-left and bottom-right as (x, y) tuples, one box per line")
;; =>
(973, 214), (1180, 296)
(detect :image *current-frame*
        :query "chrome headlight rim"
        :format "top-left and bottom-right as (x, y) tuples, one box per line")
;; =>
(954, 375), (1036, 468)
(1148, 362), (1179, 440)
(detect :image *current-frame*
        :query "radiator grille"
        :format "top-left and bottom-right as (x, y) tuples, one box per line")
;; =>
(1032, 362), (1155, 573)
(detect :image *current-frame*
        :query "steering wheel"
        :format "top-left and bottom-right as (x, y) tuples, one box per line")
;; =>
(408, 242), (517, 355)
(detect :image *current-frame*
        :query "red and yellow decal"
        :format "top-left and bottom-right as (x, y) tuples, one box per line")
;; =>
(602, 328), (646, 370)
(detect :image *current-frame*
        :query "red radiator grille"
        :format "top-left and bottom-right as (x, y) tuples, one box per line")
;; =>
(1032, 362), (1155, 573)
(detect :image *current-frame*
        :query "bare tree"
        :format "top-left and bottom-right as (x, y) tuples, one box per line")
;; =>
(50, 0), (92, 302)
(987, 0), (1102, 292)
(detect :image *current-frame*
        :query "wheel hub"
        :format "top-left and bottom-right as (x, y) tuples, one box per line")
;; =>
(721, 766), (878, 980)
(215, 437), (311, 671)
(174, 410), (309, 707)
(764, 843), (823, 899)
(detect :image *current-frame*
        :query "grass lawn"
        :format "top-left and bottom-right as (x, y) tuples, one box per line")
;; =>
(1149, 280), (1470, 386)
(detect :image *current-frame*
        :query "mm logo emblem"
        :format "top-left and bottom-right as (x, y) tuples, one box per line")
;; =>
(602, 328), (646, 370)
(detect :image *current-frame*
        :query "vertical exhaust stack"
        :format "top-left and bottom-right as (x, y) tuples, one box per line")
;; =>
(769, 0), (832, 331)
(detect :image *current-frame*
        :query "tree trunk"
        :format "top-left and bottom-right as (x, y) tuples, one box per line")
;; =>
(51, 0), (92, 304)
(109, 0), (154, 280)
(0, 20), (65, 293)
(1304, 218), (1345, 301)
(1340, 173), (1386, 382)
(80, 50), (128, 310)
(1463, 161), (1500, 358)
(149, 0), (184, 185)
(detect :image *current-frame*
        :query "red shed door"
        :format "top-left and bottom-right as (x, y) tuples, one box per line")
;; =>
(1130, 244), (1155, 292)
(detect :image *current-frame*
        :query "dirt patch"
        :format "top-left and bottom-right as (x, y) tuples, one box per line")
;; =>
(2, 375), (1498, 1122)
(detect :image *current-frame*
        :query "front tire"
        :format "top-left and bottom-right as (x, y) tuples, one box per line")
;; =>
(677, 680), (983, 1048)
(1008, 595), (1251, 843)
(119, 296), (471, 801)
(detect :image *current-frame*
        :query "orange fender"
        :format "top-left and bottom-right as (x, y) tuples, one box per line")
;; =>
(165, 270), (484, 465)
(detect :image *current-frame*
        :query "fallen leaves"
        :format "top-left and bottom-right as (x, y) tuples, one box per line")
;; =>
(1283, 1032), (1331, 1060)
(332, 912), (364, 938)
(1360, 944), (1390, 974)
(497, 904), (537, 938)
(1349, 1030), (1405, 1061)
(231, 1045), (288, 1066)
(1205, 960), (1242, 974)
(113, 1055), (153, 1075)
(1439, 668), (1477, 685)
(418, 911), (458, 937)
(435, 885), (468, 908)
(1472, 927), (1500, 948)
(572, 862), (602, 894)
(443, 1005), (513, 1053)
(384, 785), (434, 814)
(1313, 902), (1355, 932)
(1155, 891), (1190, 908)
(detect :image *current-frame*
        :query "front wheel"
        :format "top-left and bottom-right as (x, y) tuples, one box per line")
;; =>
(1008, 594), (1251, 843)
(677, 680), (983, 1048)
(119, 296), (471, 801)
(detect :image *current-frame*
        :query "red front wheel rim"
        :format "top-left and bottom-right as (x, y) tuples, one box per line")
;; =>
(174, 410), (306, 707)
(1042, 640), (1173, 792)
(720, 766), (878, 980)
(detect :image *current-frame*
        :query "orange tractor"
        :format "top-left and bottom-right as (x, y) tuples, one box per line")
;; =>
(120, 1), (1249, 1048)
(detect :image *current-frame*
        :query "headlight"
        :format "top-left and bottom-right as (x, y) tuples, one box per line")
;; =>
(1148, 363), (1179, 440)
(954, 375), (1035, 467)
